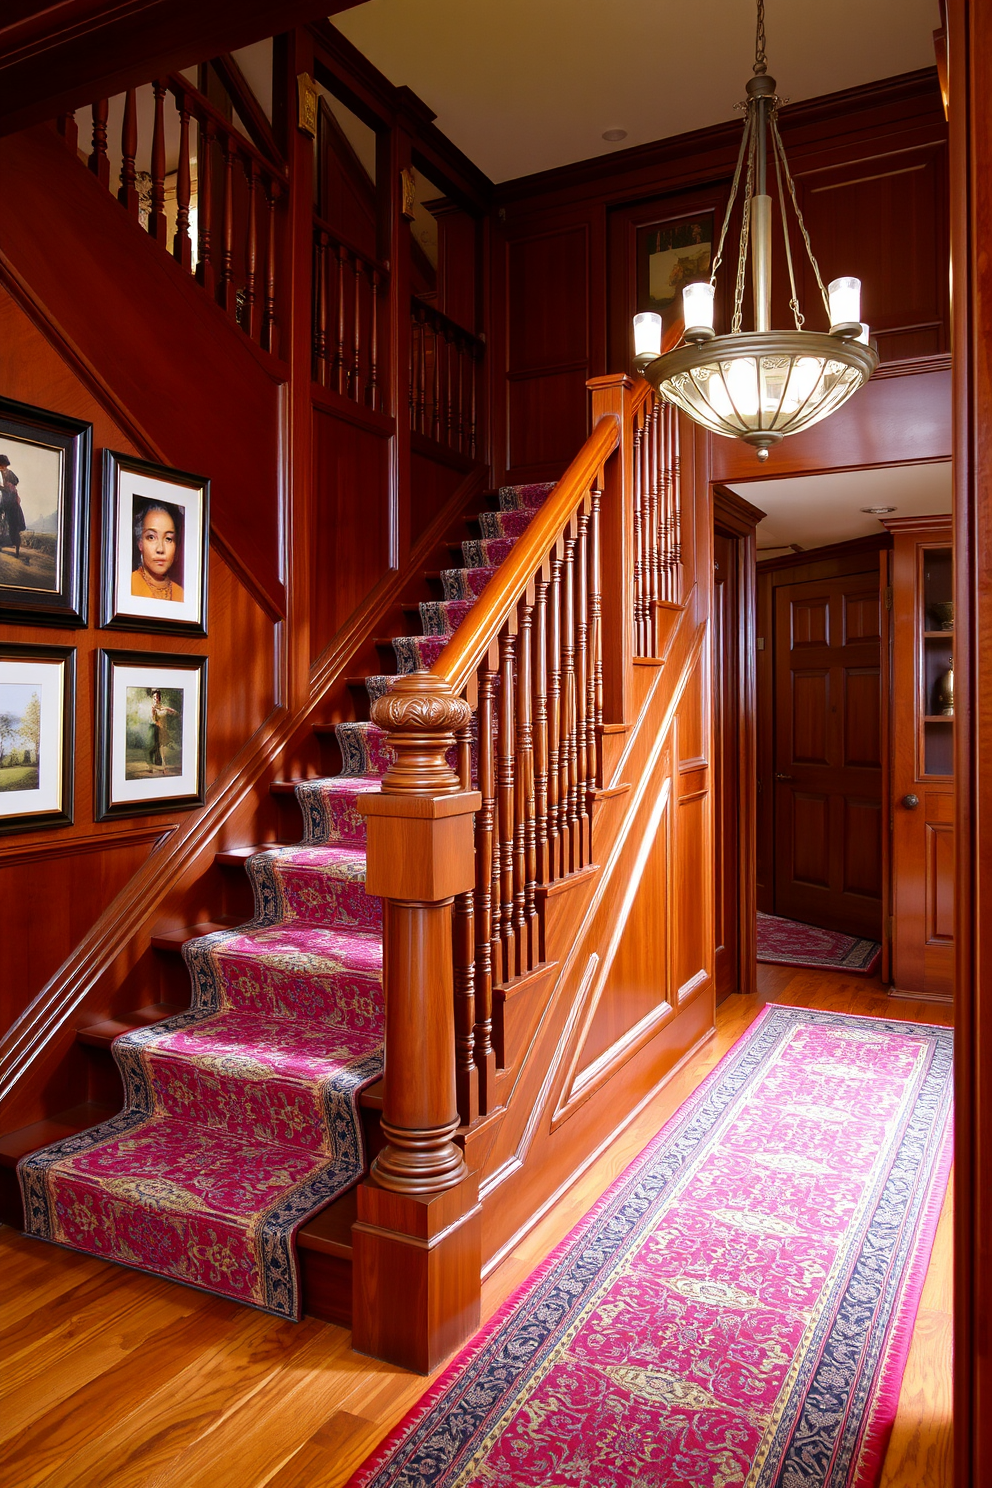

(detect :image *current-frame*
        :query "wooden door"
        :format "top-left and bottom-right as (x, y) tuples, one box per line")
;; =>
(772, 573), (883, 937)
(888, 522), (954, 998)
(713, 530), (739, 1002)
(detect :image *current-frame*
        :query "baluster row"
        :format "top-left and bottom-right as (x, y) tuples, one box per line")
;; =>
(451, 485), (604, 1125)
(409, 310), (481, 458)
(312, 226), (385, 409)
(633, 396), (683, 656)
(64, 83), (285, 353)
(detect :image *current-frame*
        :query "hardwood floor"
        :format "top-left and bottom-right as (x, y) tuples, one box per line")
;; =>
(0, 965), (952, 1488)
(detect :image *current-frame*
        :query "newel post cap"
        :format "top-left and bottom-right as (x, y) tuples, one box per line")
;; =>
(371, 671), (472, 797)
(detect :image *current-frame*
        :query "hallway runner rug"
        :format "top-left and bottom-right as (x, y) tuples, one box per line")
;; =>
(348, 1005), (953, 1488)
(757, 912), (882, 974)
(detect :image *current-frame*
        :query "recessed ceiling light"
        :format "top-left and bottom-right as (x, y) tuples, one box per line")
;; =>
(602, 129), (627, 142)
(861, 506), (896, 514)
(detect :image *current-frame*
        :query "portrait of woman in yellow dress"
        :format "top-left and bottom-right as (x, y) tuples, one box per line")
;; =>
(130, 500), (185, 603)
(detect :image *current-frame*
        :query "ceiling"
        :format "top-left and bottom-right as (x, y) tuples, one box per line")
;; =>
(333, 0), (941, 183)
(729, 462), (952, 557)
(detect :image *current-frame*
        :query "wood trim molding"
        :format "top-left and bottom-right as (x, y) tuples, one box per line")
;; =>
(0, 826), (173, 871)
(0, 462), (492, 1123)
(757, 532), (894, 572)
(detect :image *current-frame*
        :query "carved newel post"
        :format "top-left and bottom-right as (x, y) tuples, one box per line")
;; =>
(352, 672), (483, 1372)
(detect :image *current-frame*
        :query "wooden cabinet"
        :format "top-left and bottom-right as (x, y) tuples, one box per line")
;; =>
(885, 515), (954, 1001)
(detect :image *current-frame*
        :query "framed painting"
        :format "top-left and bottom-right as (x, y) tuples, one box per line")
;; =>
(636, 213), (714, 341)
(95, 649), (207, 820)
(0, 398), (91, 627)
(100, 451), (209, 635)
(0, 644), (75, 835)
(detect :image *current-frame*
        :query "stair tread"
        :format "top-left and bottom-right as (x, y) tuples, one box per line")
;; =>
(77, 1003), (185, 1048)
(0, 1102), (118, 1167)
(151, 918), (240, 950)
(215, 843), (293, 865)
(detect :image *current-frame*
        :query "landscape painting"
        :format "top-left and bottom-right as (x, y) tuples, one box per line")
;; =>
(0, 645), (75, 835)
(0, 434), (63, 593)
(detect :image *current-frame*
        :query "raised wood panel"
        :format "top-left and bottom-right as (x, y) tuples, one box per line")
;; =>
(844, 798), (883, 898)
(674, 788), (710, 1001)
(793, 598), (829, 646)
(507, 227), (588, 373)
(792, 672), (830, 764)
(410, 445), (476, 548)
(506, 368), (588, 477)
(845, 592), (881, 642)
(311, 403), (392, 658)
(927, 819), (954, 944)
(845, 668), (882, 768)
(789, 144), (948, 361)
(792, 794), (830, 886)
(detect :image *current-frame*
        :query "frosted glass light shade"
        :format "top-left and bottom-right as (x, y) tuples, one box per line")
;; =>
(856, 323), (870, 344)
(682, 281), (715, 331)
(828, 277), (861, 327)
(633, 312), (663, 357)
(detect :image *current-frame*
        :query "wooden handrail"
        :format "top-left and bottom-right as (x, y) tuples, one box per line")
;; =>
(166, 74), (288, 183)
(432, 412), (621, 696)
(313, 212), (389, 278)
(412, 295), (485, 358)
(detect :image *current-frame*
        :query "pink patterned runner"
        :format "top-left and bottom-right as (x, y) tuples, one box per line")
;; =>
(757, 912), (882, 974)
(348, 1005), (953, 1488)
(18, 483), (556, 1318)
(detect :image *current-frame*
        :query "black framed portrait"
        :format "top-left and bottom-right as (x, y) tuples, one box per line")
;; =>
(0, 398), (91, 627)
(95, 649), (207, 820)
(100, 451), (209, 635)
(0, 643), (75, 835)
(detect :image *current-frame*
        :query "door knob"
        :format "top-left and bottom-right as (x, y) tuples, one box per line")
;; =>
(901, 793), (920, 809)
(774, 773), (793, 781)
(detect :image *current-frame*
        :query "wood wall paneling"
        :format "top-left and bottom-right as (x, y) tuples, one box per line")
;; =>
(310, 401), (393, 659)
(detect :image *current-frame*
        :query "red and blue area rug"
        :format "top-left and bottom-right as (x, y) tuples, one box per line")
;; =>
(757, 913), (882, 975)
(349, 1005), (953, 1488)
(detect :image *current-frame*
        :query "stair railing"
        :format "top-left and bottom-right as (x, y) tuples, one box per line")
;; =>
(57, 76), (288, 353)
(410, 298), (486, 459)
(312, 217), (388, 408)
(353, 372), (684, 1370)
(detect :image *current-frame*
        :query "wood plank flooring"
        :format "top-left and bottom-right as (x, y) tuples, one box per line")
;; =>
(0, 966), (953, 1487)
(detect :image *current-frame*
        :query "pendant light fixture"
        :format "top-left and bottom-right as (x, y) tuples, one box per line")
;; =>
(632, 0), (877, 459)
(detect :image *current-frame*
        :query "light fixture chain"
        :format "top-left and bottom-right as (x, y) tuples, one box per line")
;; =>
(771, 123), (804, 329)
(753, 0), (767, 75)
(731, 116), (757, 334)
(770, 113), (831, 320)
(709, 109), (753, 288)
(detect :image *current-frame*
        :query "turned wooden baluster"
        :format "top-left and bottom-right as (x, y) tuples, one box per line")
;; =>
(576, 510), (591, 868)
(546, 552), (563, 881)
(335, 244), (347, 394)
(174, 93), (193, 272)
(469, 356), (478, 459)
(219, 133), (237, 314)
(354, 672), (481, 1373)
(497, 630), (517, 981)
(118, 90), (138, 215)
(263, 181), (278, 355)
(432, 324), (442, 442)
(589, 488), (604, 791)
(453, 722), (478, 1125)
(445, 333), (455, 448)
(369, 268), (381, 410)
(533, 573), (550, 886)
(149, 81), (168, 242)
(88, 99), (110, 188)
(314, 230), (330, 384)
(561, 530), (579, 873)
(473, 664), (498, 1109)
(417, 315), (428, 433)
(632, 412), (645, 655)
(649, 404), (662, 655)
(196, 119), (215, 294)
(57, 111), (78, 151)
(672, 405), (683, 602)
(351, 254), (362, 399)
(514, 596), (535, 972)
(243, 160), (259, 338)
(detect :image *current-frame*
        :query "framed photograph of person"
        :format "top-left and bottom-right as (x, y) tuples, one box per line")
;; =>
(95, 650), (207, 820)
(0, 643), (75, 835)
(636, 213), (714, 343)
(100, 451), (209, 635)
(0, 398), (91, 628)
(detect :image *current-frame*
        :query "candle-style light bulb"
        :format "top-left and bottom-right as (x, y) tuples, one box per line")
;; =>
(632, 312), (663, 359)
(828, 277), (862, 331)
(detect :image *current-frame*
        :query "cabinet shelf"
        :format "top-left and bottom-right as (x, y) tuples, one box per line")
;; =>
(923, 714), (954, 723)
(923, 630), (955, 639)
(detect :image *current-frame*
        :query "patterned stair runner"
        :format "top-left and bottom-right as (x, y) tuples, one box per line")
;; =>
(18, 482), (555, 1318)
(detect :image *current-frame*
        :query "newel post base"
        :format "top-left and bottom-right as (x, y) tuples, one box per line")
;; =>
(354, 673), (483, 1371)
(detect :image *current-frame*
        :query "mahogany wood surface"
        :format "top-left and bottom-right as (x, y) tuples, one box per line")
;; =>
(771, 569), (884, 939)
(0, 966), (950, 1488)
(885, 516), (955, 999)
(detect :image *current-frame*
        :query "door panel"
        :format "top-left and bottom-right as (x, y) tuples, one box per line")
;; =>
(773, 574), (883, 937)
(713, 530), (739, 1003)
